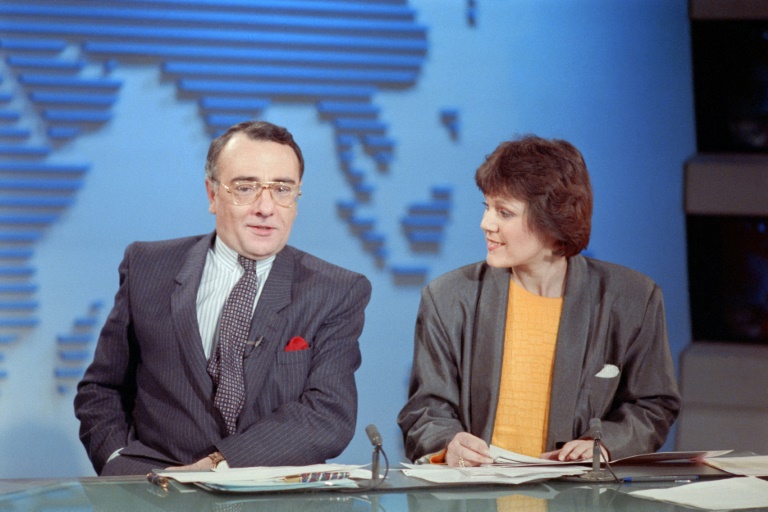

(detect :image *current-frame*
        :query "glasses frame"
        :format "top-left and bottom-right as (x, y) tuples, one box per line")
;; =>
(216, 180), (301, 207)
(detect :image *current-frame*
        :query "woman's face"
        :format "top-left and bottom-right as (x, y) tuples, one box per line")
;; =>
(480, 195), (555, 270)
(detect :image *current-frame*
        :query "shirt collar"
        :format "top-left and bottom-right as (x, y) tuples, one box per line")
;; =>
(213, 236), (276, 272)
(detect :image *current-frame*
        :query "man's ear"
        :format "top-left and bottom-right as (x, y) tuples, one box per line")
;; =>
(205, 179), (217, 214)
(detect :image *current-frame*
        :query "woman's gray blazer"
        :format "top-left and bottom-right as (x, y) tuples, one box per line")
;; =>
(398, 254), (681, 462)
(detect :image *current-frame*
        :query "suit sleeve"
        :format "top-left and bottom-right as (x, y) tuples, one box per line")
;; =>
(397, 285), (466, 462)
(74, 247), (140, 474)
(598, 285), (681, 459)
(215, 274), (371, 467)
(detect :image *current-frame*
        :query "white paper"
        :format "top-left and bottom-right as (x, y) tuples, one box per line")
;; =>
(703, 455), (768, 476)
(489, 445), (588, 466)
(488, 446), (733, 468)
(402, 463), (588, 485)
(630, 476), (768, 510)
(155, 463), (367, 484)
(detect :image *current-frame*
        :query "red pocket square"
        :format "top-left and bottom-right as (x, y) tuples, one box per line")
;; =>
(284, 336), (309, 352)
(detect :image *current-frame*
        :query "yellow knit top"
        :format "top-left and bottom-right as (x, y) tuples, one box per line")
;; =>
(491, 277), (563, 456)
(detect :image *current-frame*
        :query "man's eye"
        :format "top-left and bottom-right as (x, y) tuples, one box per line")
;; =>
(235, 185), (255, 194)
(274, 185), (291, 194)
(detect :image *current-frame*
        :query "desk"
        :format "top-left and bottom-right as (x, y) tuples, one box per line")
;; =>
(0, 465), (759, 511)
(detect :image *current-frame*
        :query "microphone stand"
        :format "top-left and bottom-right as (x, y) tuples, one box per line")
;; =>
(364, 424), (388, 488)
(371, 443), (381, 485)
(561, 419), (618, 483)
(577, 437), (615, 482)
(579, 438), (615, 482)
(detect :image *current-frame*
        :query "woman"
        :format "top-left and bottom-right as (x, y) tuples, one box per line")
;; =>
(397, 135), (680, 467)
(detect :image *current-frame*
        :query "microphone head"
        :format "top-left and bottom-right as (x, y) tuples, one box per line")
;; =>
(589, 418), (603, 440)
(365, 424), (383, 447)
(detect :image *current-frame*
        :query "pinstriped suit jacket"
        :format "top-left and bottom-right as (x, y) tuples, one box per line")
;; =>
(74, 232), (372, 475)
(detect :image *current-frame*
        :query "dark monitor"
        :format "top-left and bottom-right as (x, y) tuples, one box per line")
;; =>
(687, 215), (768, 343)
(685, 155), (768, 344)
(690, 4), (768, 153)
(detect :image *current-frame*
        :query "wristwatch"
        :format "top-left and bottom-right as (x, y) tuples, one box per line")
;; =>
(208, 451), (226, 468)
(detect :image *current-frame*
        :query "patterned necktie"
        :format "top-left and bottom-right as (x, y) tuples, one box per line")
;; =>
(207, 255), (259, 435)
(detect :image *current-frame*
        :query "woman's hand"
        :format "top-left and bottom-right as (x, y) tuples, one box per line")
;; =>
(540, 439), (609, 462)
(445, 432), (494, 467)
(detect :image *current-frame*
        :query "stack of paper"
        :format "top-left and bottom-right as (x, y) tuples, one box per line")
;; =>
(153, 464), (368, 493)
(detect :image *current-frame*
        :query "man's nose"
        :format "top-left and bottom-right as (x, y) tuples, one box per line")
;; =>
(251, 186), (275, 214)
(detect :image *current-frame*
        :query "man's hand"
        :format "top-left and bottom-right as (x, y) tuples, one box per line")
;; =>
(445, 432), (494, 467)
(540, 440), (609, 462)
(166, 455), (216, 471)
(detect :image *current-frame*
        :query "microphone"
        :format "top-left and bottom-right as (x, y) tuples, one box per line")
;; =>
(589, 418), (602, 442)
(571, 418), (616, 482)
(365, 424), (382, 448)
(365, 424), (383, 484)
(588, 418), (603, 474)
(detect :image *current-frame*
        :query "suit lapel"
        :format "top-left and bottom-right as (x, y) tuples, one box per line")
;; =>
(470, 266), (509, 442)
(171, 233), (214, 395)
(547, 254), (592, 449)
(241, 247), (294, 402)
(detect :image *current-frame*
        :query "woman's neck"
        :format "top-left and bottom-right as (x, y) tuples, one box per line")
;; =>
(511, 256), (568, 298)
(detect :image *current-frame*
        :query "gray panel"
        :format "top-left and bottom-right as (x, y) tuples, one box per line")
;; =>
(684, 155), (768, 215)
(689, 0), (768, 20)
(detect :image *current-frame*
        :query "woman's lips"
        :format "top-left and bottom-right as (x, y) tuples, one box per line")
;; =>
(486, 239), (502, 251)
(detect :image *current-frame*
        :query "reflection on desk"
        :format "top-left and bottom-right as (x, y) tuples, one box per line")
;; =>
(0, 467), (745, 512)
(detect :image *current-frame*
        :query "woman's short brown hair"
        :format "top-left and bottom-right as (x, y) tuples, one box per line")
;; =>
(475, 135), (592, 257)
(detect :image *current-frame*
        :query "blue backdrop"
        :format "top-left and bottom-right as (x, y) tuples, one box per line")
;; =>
(0, 0), (694, 477)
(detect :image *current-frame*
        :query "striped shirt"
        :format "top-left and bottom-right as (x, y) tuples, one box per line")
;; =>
(196, 236), (275, 359)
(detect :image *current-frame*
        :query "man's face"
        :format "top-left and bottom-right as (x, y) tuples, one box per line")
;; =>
(206, 134), (301, 260)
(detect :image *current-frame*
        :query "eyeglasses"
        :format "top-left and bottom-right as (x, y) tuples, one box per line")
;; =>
(217, 180), (301, 207)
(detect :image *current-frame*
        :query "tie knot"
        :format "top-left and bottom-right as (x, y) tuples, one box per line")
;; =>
(237, 254), (258, 273)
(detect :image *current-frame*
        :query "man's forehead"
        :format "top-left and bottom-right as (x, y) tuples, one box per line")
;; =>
(229, 176), (299, 184)
(217, 138), (300, 181)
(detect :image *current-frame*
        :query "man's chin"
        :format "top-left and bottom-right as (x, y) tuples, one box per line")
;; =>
(242, 241), (286, 260)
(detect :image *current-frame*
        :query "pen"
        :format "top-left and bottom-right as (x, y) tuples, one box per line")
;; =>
(243, 336), (264, 357)
(622, 475), (699, 483)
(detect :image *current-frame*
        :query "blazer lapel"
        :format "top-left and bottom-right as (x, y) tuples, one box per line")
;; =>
(171, 233), (214, 395)
(546, 254), (592, 449)
(241, 247), (294, 401)
(470, 266), (510, 442)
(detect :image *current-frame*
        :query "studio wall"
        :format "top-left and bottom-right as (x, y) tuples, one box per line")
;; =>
(0, 0), (694, 477)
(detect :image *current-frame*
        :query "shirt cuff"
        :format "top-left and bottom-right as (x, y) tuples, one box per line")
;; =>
(415, 448), (448, 465)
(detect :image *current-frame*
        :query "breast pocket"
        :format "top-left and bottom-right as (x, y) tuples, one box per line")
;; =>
(583, 364), (622, 420)
(270, 349), (313, 402)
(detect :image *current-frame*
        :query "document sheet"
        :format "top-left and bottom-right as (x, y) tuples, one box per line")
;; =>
(629, 476), (768, 510)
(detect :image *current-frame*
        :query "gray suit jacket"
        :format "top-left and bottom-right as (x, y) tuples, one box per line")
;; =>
(75, 233), (371, 475)
(398, 254), (680, 461)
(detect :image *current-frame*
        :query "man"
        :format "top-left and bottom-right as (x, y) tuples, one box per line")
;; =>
(75, 121), (372, 475)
